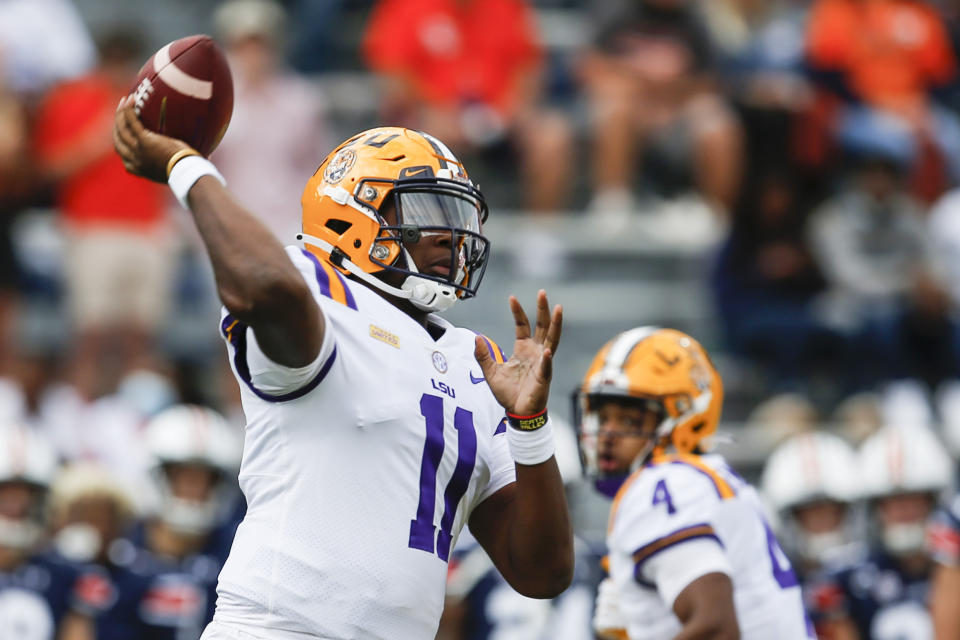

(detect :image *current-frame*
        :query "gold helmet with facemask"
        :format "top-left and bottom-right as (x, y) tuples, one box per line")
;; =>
(299, 127), (490, 312)
(575, 327), (723, 496)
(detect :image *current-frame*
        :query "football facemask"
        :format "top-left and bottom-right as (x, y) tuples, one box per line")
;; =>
(371, 178), (489, 297)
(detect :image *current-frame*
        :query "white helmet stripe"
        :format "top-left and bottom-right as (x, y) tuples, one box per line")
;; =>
(419, 131), (458, 171)
(888, 428), (904, 487)
(593, 327), (661, 389)
(800, 434), (821, 489)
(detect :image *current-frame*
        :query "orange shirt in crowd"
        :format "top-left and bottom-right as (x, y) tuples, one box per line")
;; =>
(362, 0), (542, 117)
(33, 72), (165, 228)
(806, 0), (957, 113)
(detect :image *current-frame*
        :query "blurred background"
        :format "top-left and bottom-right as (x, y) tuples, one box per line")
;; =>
(5, 0), (960, 638)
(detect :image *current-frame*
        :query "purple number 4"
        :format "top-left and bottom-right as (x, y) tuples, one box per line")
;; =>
(408, 393), (478, 561)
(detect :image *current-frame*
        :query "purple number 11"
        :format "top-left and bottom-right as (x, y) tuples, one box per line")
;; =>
(408, 393), (478, 561)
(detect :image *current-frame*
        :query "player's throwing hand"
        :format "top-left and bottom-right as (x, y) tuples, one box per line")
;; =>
(113, 95), (190, 183)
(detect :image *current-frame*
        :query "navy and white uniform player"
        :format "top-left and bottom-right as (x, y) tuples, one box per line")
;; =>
(129, 405), (244, 630)
(809, 423), (952, 640)
(0, 424), (94, 639)
(76, 542), (207, 640)
(0, 552), (89, 640)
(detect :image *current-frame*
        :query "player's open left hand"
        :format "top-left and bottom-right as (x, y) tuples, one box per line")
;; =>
(113, 94), (191, 184)
(475, 290), (562, 416)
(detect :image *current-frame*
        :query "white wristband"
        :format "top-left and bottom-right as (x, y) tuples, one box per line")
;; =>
(507, 418), (555, 466)
(168, 155), (226, 209)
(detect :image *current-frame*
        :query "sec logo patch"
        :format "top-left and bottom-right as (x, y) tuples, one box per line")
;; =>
(432, 351), (448, 373)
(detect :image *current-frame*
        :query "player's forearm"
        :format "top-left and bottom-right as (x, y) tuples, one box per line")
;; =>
(186, 177), (323, 365)
(674, 620), (739, 640)
(932, 564), (960, 639)
(673, 573), (740, 640)
(505, 459), (574, 598)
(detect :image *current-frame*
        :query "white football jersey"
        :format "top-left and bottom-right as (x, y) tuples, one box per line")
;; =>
(606, 453), (813, 640)
(212, 247), (516, 639)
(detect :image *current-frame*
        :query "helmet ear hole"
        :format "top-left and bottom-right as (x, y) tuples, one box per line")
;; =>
(325, 219), (353, 235)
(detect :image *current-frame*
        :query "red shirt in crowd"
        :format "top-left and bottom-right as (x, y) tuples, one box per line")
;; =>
(33, 72), (165, 228)
(363, 0), (542, 117)
(806, 0), (957, 113)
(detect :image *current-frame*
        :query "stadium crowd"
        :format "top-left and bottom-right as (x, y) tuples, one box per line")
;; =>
(2, 0), (960, 638)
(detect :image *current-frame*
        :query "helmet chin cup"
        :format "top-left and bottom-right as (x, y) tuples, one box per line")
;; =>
(0, 516), (41, 551)
(162, 497), (218, 537)
(402, 275), (458, 312)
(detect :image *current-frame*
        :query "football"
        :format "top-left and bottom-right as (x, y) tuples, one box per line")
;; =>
(130, 34), (233, 157)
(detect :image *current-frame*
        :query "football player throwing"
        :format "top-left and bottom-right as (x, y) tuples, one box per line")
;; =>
(576, 328), (812, 639)
(113, 99), (573, 640)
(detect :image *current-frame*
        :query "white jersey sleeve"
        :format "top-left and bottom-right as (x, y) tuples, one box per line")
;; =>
(643, 537), (732, 607)
(609, 461), (732, 604)
(219, 247), (340, 399)
(475, 414), (514, 504)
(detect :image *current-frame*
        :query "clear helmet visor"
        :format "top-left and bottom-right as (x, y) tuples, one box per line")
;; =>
(372, 181), (491, 297)
(399, 189), (482, 235)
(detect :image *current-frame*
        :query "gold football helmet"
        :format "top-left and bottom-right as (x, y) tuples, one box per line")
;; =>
(575, 327), (724, 496)
(299, 127), (490, 312)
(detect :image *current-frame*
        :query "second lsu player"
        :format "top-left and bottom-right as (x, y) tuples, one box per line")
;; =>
(114, 96), (573, 640)
(577, 328), (812, 640)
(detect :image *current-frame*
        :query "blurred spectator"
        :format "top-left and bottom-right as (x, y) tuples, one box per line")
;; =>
(131, 405), (244, 632)
(810, 423), (951, 639)
(362, 0), (573, 213)
(32, 29), (172, 401)
(807, 113), (958, 390)
(212, 0), (331, 244)
(0, 0), (95, 98)
(286, 0), (347, 74)
(712, 168), (837, 391)
(0, 58), (32, 377)
(580, 0), (743, 222)
(0, 355), (168, 497)
(702, 0), (808, 71)
(806, 0), (960, 199)
(928, 183), (960, 314)
(702, 1), (818, 181)
(0, 423), (95, 638)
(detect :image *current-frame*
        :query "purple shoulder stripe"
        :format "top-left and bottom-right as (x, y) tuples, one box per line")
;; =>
(631, 522), (724, 583)
(471, 331), (500, 362)
(299, 249), (358, 311)
(330, 265), (358, 310)
(300, 249), (332, 299)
